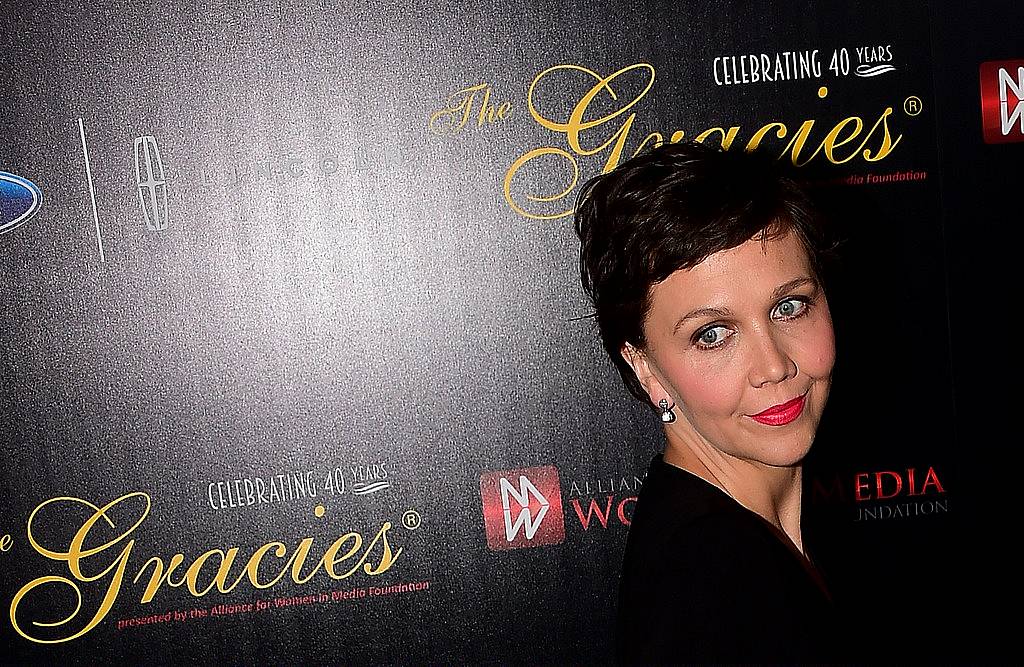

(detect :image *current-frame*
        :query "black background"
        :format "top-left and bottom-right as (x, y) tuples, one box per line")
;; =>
(929, 0), (1021, 659)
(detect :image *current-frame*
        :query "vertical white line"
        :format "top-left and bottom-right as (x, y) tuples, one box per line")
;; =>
(77, 117), (106, 263)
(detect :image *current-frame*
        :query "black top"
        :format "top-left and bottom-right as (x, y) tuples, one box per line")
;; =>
(616, 455), (844, 664)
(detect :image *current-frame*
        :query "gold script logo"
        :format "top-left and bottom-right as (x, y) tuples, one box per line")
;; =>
(500, 63), (905, 220)
(9, 493), (403, 644)
(429, 82), (512, 135)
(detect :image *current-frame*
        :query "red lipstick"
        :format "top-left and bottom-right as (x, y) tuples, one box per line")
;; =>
(750, 394), (806, 426)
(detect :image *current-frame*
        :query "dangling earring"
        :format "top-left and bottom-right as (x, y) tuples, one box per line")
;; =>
(658, 399), (676, 424)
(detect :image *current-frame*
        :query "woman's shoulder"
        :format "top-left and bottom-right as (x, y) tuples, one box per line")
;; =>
(616, 463), (838, 664)
(624, 492), (781, 581)
(620, 457), (819, 607)
(626, 457), (771, 553)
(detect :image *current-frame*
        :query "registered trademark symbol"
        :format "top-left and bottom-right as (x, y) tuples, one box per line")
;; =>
(402, 510), (421, 530)
(904, 96), (923, 116)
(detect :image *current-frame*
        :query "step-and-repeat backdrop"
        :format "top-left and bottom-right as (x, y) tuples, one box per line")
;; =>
(3, 0), (1001, 662)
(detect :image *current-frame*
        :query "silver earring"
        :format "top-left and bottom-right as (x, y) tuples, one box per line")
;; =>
(659, 399), (676, 423)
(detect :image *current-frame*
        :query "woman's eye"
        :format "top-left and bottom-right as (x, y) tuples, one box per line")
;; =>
(695, 326), (732, 348)
(773, 297), (808, 319)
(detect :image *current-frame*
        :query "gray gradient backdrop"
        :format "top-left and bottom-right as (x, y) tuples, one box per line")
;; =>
(1, 0), (966, 663)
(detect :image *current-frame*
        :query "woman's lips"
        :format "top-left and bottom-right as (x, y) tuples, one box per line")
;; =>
(749, 394), (807, 426)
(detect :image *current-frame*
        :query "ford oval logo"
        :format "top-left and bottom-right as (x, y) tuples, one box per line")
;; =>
(0, 171), (42, 236)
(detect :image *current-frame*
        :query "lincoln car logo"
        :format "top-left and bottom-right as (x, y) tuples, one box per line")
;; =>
(134, 135), (168, 230)
(0, 171), (42, 236)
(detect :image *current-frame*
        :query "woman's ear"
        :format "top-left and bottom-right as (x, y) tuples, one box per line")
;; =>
(620, 343), (667, 402)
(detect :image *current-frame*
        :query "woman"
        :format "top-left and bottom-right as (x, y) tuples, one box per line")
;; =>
(574, 141), (843, 664)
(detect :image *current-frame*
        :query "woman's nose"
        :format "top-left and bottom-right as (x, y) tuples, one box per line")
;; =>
(747, 329), (798, 387)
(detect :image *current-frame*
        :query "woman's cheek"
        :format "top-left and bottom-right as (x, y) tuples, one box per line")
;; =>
(674, 361), (740, 415)
(806, 315), (836, 376)
(816, 301), (836, 365)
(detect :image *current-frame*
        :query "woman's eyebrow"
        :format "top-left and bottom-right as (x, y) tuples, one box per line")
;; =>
(671, 276), (818, 334)
(673, 306), (732, 334)
(770, 276), (818, 301)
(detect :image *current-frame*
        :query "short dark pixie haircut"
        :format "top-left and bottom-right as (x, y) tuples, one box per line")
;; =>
(574, 140), (830, 406)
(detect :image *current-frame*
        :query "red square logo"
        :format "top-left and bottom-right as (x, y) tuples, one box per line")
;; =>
(980, 60), (1024, 143)
(480, 466), (565, 550)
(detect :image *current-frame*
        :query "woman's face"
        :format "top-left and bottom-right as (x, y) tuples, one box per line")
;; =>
(624, 230), (835, 468)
